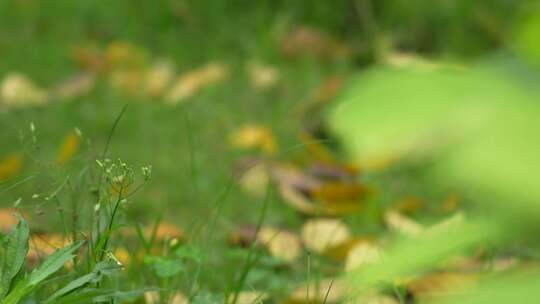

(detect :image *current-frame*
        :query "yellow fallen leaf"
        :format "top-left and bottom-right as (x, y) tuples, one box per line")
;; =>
(257, 226), (301, 263)
(312, 182), (368, 203)
(0, 153), (23, 182)
(238, 162), (270, 197)
(384, 211), (424, 237)
(229, 291), (268, 304)
(165, 62), (228, 104)
(170, 292), (189, 304)
(144, 291), (160, 304)
(229, 125), (277, 155)
(105, 41), (147, 69)
(114, 247), (131, 266)
(301, 218), (351, 254)
(57, 131), (80, 165)
(345, 242), (382, 272)
(0, 73), (48, 108)
(247, 61), (279, 89)
(288, 278), (344, 303)
(144, 60), (175, 98)
(109, 67), (143, 96)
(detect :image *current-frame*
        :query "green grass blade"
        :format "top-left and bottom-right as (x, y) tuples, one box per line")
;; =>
(28, 240), (84, 287)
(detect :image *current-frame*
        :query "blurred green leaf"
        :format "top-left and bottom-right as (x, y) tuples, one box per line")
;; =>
(0, 215), (29, 299)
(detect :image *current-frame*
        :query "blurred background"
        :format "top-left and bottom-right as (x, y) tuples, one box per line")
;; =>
(2, 0), (540, 302)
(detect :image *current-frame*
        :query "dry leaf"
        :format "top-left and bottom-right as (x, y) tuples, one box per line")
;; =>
(301, 218), (351, 254)
(145, 221), (183, 241)
(228, 225), (257, 248)
(280, 26), (349, 60)
(144, 291), (160, 304)
(345, 242), (382, 271)
(105, 41), (147, 69)
(1, 73), (48, 108)
(165, 62), (228, 104)
(229, 125), (278, 155)
(114, 247), (131, 266)
(170, 292), (189, 304)
(407, 272), (476, 300)
(71, 43), (105, 73)
(257, 226), (301, 263)
(0, 208), (19, 232)
(312, 182), (368, 203)
(288, 278), (344, 303)
(229, 291), (268, 304)
(384, 211), (424, 237)
(247, 62), (279, 89)
(109, 68), (143, 96)
(53, 73), (95, 100)
(0, 153), (23, 182)
(144, 60), (175, 97)
(238, 162), (270, 197)
(57, 131), (80, 165)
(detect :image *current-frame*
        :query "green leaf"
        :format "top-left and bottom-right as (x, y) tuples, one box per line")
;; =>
(27, 240), (84, 287)
(144, 256), (184, 278)
(1, 215), (30, 298)
(44, 261), (120, 303)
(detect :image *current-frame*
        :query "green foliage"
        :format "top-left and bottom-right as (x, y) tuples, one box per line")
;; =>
(0, 215), (29, 299)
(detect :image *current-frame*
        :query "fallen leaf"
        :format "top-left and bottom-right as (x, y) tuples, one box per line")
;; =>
(301, 218), (351, 254)
(170, 292), (189, 304)
(144, 59), (175, 98)
(53, 73), (95, 100)
(257, 226), (301, 263)
(229, 125), (278, 155)
(114, 247), (131, 266)
(228, 225), (257, 248)
(384, 211), (424, 237)
(312, 182), (368, 203)
(144, 290), (160, 304)
(57, 131), (80, 165)
(71, 43), (105, 73)
(345, 242), (382, 272)
(0, 208), (19, 231)
(392, 197), (424, 215)
(109, 67), (143, 96)
(0, 153), (23, 182)
(145, 221), (184, 241)
(280, 26), (349, 60)
(247, 61), (279, 89)
(165, 62), (228, 104)
(288, 278), (344, 303)
(407, 272), (476, 300)
(105, 41), (147, 70)
(0, 72), (48, 108)
(238, 162), (270, 197)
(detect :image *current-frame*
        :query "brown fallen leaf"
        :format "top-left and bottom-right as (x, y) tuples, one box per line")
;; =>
(229, 125), (278, 155)
(257, 226), (301, 263)
(0, 208), (19, 232)
(0, 73), (48, 108)
(165, 62), (228, 104)
(312, 182), (369, 204)
(407, 272), (476, 301)
(0, 153), (23, 182)
(280, 26), (349, 60)
(228, 225), (258, 248)
(57, 131), (80, 165)
(345, 242), (382, 272)
(109, 67), (144, 96)
(71, 43), (105, 73)
(301, 218), (351, 254)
